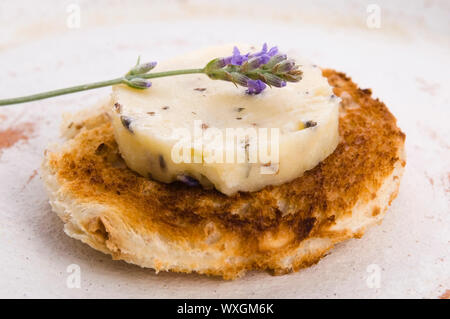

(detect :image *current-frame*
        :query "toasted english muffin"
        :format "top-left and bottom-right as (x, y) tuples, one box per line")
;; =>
(41, 70), (405, 279)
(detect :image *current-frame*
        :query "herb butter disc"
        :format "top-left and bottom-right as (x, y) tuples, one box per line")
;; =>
(110, 45), (339, 195)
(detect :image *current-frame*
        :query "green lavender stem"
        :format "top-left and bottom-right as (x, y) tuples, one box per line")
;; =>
(0, 68), (204, 106)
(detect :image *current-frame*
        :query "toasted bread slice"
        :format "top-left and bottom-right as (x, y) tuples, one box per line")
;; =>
(41, 70), (405, 279)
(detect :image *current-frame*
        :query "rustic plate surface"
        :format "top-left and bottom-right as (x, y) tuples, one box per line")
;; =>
(0, 0), (449, 298)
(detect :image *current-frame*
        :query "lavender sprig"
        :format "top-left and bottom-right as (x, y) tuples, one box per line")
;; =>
(0, 44), (302, 106)
(204, 44), (302, 94)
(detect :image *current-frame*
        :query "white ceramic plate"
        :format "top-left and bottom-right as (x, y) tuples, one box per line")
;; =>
(0, 0), (449, 298)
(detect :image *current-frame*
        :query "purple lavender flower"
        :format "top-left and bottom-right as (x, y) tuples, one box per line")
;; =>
(274, 59), (296, 73)
(229, 46), (250, 66)
(129, 61), (157, 75)
(219, 57), (232, 67)
(250, 43), (279, 64)
(246, 79), (266, 94)
(267, 46), (279, 57)
(226, 44), (279, 66)
(263, 74), (286, 88)
(243, 56), (266, 71)
(124, 77), (152, 89)
(207, 57), (230, 69)
(203, 44), (303, 95)
(123, 58), (157, 89)
(177, 175), (200, 187)
(230, 72), (250, 86)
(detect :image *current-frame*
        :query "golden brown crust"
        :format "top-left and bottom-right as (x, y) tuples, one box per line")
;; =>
(43, 70), (406, 279)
